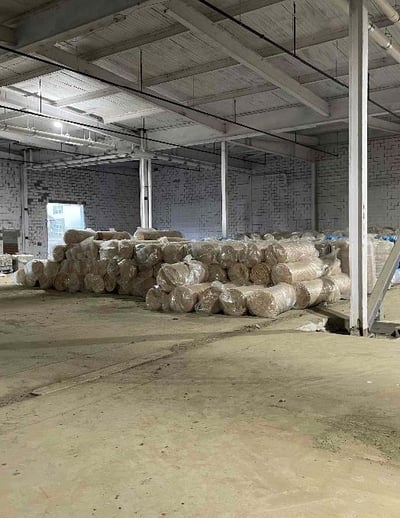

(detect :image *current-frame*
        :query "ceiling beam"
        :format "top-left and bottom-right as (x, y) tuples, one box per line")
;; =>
(38, 46), (227, 133)
(53, 87), (117, 107)
(167, 0), (329, 116)
(232, 137), (316, 162)
(367, 117), (400, 134)
(103, 107), (165, 123)
(0, 26), (16, 45)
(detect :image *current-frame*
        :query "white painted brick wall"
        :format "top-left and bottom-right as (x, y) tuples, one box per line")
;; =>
(0, 162), (21, 230)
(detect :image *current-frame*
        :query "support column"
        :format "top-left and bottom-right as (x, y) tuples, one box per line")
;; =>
(20, 149), (30, 253)
(310, 162), (317, 231)
(221, 141), (228, 238)
(139, 129), (152, 229)
(349, 0), (369, 335)
(147, 158), (152, 229)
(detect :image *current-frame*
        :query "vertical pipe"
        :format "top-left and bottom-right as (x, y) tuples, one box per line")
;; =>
(221, 141), (228, 238)
(147, 158), (152, 229)
(20, 149), (29, 253)
(349, 0), (369, 335)
(310, 162), (317, 231)
(139, 157), (148, 228)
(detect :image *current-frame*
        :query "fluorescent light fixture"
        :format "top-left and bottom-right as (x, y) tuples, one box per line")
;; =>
(53, 121), (63, 129)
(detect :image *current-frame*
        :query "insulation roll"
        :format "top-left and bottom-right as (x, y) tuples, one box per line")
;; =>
(25, 259), (45, 277)
(326, 273), (351, 299)
(333, 240), (349, 275)
(24, 273), (37, 288)
(218, 244), (237, 268)
(194, 282), (234, 315)
(118, 259), (138, 282)
(294, 278), (340, 310)
(321, 251), (342, 276)
(130, 272), (155, 298)
(118, 239), (135, 259)
(162, 242), (188, 264)
(99, 240), (119, 260)
(79, 237), (100, 259)
(219, 285), (265, 316)
(14, 268), (26, 285)
(59, 259), (73, 274)
(187, 260), (208, 284)
(227, 263), (249, 285)
(117, 279), (132, 295)
(190, 242), (220, 265)
(84, 273), (105, 294)
(247, 283), (296, 318)
(269, 240), (318, 263)
(104, 272), (117, 293)
(54, 272), (68, 292)
(146, 286), (170, 311)
(134, 229), (184, 240)
(52, 245), (67, 262)
(207, 264), (228, 283)
(65, 272), (81, 293)
(249, 262), (271, 286)
(95, 231), (131, 241)
(156, 262), (190, 292)
(94, 258), (108, 277)
(38, 274), (53, 290)
(271, 258), (326, 284)
(106, 259), (120, 277)
(44, 260), (60, 279)
(64, 229), (96, 245)
(135, 243), (163, 269)
(169, 283), (211, 313)
(238, 243), (263, 268)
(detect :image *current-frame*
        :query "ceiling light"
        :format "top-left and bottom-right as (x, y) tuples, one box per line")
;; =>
(53, 121), (62, 129)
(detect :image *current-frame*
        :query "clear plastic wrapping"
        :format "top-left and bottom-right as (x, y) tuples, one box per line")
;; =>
(14, 268), (26, 285)
(162, 242), (188, 264)
(169, 283), (211, 313)
(219, 285), (265, 316)
(268, 240), (318, 264)
(146, 286), (171, 311)
(135, 243), (163, 269)
(217, 244), (237, 268)
(186, 259), (208, 284)
(207, 264), (228, 283)
(271, 258), (325, 284)
(130, 271), (155, 298)
(326, 273), (351, 299)
(237, 242), (263, 268)
(156, 262), (190, 292)
(52, 245), (67, 262)
(65, 272), (81, 293)
(133, 229), (184, 240)
(334, 240), (350, 275)
(118, 239), (135, 259)
(64, 229), (96, 245)
(104, 272), (117, 293)
(294, 278), (340, 309)
(190, 242), (220, 265)
(227, 263), (250, 285)
(44, 260), (60, 279)
(118, 259), (138, 282)
(99, 240), (120, 260)
(54, 272), (68, 292)
(95, 231), (131, 241)
(195, 281), (233, 315)
(25, 259), (45, 277)
(321, 250), (342, 276)
(249, 262), (271, 286)
(247, 283), (296, 318)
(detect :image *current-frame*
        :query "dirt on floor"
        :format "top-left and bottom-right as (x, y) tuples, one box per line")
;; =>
(1, 282), (400, 517)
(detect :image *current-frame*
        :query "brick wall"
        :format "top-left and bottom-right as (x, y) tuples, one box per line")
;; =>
(0, 161), (21, 231)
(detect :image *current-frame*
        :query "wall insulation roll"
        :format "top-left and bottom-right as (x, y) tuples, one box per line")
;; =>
(326, 273), (351, 298)
(157, 262), (190, 292)
(269, 240), (318, 263)
(118, 259), (137, 282)
(135, 243), (163, 269)
(249, 262), (271, 285)
(65, 272), (81, 293)
(218, 244), (237, 268)
(84, 273), (105, 294)
(38, 274), (53, 289)
(52, 245), (67, 262)
(237, 242), (263, 267)
(294, 278), (340, 310)
(95, 231), (131, 241)
(247, 283), (296, 318)
(146, 286), (171, 311)
(118, 239), (135, 259)
(227, 263), (249, 285)
(54, 272), (68, 291)
(334, 240), (349, 274)
(133, 229), (184, 240)
(219, 285), (265, 316)
(208, 264), (228, 282)
(190, 242), (219, 265)
(195, 282), (235, 315)
(169, 283), (211, 313)
(104, 272), (117, 293)
(44, 260), (60, 279)
(186, 259), (208, 284)
(271, 258), (325, 284)
(131, 271), (155, 297)
(15, 268), (26, 285)
(321, 251), (341, 276)
(162, 242), (188, 264)
(25, 259), (45, 277)
(64, 229), (96, 245)
(99, 240), (119, 260)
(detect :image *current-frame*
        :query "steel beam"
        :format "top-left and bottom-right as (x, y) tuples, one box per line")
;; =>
(348, 0), (369, 335)
(221, 141), (228, 238)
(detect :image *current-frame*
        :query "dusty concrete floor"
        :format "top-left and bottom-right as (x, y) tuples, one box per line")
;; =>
(1, 282), (400, 517)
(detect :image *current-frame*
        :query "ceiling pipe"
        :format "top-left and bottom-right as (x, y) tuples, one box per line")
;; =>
(0, 123), (114, 150)
(372, 0), (400, 26)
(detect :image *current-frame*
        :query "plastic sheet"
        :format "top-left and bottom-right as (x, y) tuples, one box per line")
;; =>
(321, 250), (341, 276)
(106, 259), (120, 277)
(271, 258), (326, 284)
(207, 264), (227, 283)
(44, 260), (60, 279)
(146, 286), (171, 311)
(134, 229), (184, 240)
(247, 283), (296, 318)
(326, 273), (351, 299)
(169, 283), (211, 313)
(237, 242), (263, 268)
(118, 259), (138, 282)
(95, 231), (131, 241)
(186, 259), (208, 284)
(294, 278), (340, 309)
(162, 242), (188, 264)
(217, 244), (237, 268)
(131, 271), (155, 298)
(249, 263), (271, 286)
(219, 285), (265, 316)
(25, 259), (45, 277)
(79, 237), (100, 259)
(269, 240), (318, 263)
(135, 243), (163, 269)
(64, 229), (96, 245)
(227, 263), (250, 285)
(156, 262), (190, 292)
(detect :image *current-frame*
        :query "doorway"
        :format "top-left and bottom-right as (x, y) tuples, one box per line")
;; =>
(47, 202), (85, 257)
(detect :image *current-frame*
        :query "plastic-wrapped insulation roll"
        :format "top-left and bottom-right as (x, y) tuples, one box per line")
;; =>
(156, 262), (190, 292)
(321, 250), (342, 276)
(219, 285), (265, 316)
(14, 268), (26, 285)
(294, 278), (340, 310)
(59, 259), (72, 274)
(153, 262), (162, 279)
(94, 258), (108, 277)
(190, 242), (220, 265)
(79, 237), (100, 259)
(134, 229), (184, 240)
(207, 264), (227, 283)
(117, 279), (132, 295)
(315, 241), (332, 257)
(64, 229), (96, 245)
(130, 273), (155, 298)
(169, 283), (211, 313)
(44, 260), (60, 279)
(25, 259), (45, 277)
(247, 283), (296, 318)
(218, 244), (237, 268)
(54, 272), (68, 292)
(38, 274), (53, 289)
(333, 240), (349, 275)
(99, 240), (119, 260)
(186, 260), (208, 284)
(269, 240), (318, 263)
(271, 258), (326, 284)
(95, 231), (131, 241)
(24, 272), (38, 288)
(118, 239), (135, 259)
(195, 282), (234, 315)
(65, 272), (81, 293)
(249, 262), (271, 286)
(52, 245), (67, 262)
(237, 242), (263, 268)
(227, 263), (249, 285)
(84, 273), (105, 294)
(118, 259), (138, 282)
(106, 259), (120, 277)
(104, 272), (117, 293)
(146, 286), (171, 311)
(162, 242), (188, 264)
(135, 243), (163, 269)
(326, 273), (351, 299)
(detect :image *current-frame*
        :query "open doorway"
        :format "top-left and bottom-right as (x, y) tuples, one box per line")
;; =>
(47, 202), (85, 257)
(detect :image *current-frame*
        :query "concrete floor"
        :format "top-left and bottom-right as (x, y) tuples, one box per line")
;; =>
(1, 283), (400, 517)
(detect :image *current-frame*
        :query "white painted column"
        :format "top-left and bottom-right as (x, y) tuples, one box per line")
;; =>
(349, 0), (369, 335)
(147, 158), (152, 229)
(221, 141), (228, 238)
(310, 162), (317, 231)
(20, 149), (30, 252)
